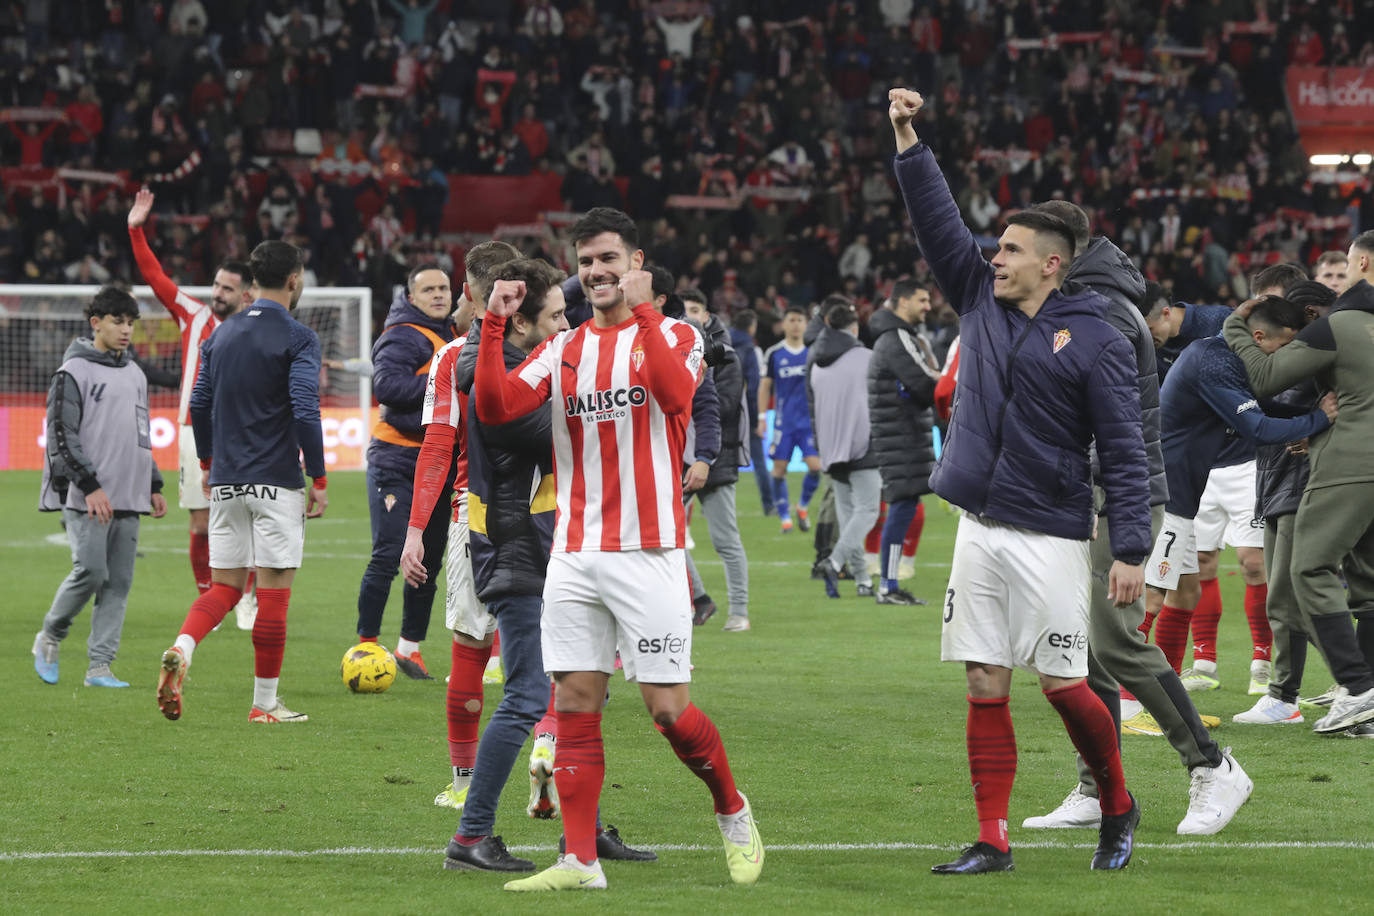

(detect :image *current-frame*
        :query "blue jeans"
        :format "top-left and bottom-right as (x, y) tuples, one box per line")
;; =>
(356, 463), (449, 642)
(458, 594), (550, 836)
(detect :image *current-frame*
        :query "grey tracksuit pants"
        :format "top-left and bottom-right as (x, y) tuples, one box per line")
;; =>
(685, 483), (749, 619)
(829, 468), (882, 582)
(1077, 501), (1222, 796)
(42, 510), (141, 667)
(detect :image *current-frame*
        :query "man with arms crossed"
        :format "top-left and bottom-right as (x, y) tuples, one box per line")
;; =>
(128, 189), (257, 625)
(890, 88), (1148, 873)
(475, 208), (763, 891)
(156, 240), (328, 724)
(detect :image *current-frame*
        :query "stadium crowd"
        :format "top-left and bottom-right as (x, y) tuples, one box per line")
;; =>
(3, 0), (1373, 341)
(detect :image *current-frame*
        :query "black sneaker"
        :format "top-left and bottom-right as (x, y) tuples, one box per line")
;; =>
(443, 835), (535, 872)
(876, 587), (929, 606)
(692, 595), (718, 627)
(559, 825), (658, 862)
(1091, 794), (1140, 870)
(856, 582), (875, 598)
(931, 841), (1014, 874)
(819, 562), (840, 599)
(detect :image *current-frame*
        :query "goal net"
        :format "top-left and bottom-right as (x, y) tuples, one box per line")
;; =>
(0, 284), (373, 471)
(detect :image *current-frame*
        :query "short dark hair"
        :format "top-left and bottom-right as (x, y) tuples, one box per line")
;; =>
(569, 207), (638, 250)
(825, 302), (857, 330)
(1283, 280), (1336, 315)
(1006, 210), (1077, 265)
(783, 305), (808, 320)
(496, 258), (566, 336)
(1032, 200), (1090, 255)
(249, 240), (303, 289)
(681, 287), (708, 307)
(647, 264), (675, 298)
(86, 286), (139, 321)
(216, 260), (253, 286)
(1315, 250), (1348, 269)
(1352, 230), (1374, 256)
(890, 278), (928, 303)
(1248, 295), (1308, 335)
(407, 263), (448, 292)
(465, 240), (521, 306)
(1137, 280), (1169, 319)
(731, 309), (757, 331)
(1250, 262), (1307, 297)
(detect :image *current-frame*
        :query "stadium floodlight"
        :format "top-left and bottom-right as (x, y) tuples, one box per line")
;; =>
(1309, 154), (1348, 166)
(1353, 153), (1373, 167)
(0, 284), (372, 471)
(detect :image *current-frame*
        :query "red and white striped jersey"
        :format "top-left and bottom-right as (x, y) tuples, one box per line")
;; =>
(420, 335), (470, 505)
(493, 311), (703, 553)
(130, 225), (218, 426)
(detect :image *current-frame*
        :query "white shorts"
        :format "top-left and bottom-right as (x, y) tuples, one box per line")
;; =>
(178, 426), (209, 511)
(1195, 461), (1264, 551)
(208, 483), (306, 569)
(1145, 512), (1198, 591)
(542, 549), (693, 684)
(445, 503), (495, 639)
(940, 513), (1092, 678)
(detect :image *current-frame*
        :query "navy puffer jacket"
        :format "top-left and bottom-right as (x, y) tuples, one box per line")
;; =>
(893, 144), (1151, 562)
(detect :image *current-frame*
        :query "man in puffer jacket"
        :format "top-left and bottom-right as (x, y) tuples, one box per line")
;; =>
(808, 302), (881, 600)
(890, 87), (1149, 875)
(866, 279), (940, 606)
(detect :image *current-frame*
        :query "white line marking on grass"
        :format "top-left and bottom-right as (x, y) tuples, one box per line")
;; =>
(6, 840), (1374, 861)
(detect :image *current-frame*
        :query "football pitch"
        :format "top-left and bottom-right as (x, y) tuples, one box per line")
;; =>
(4, 470), (1370, 914)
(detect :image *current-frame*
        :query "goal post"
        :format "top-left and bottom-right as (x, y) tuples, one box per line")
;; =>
(0, 284), (373, 472)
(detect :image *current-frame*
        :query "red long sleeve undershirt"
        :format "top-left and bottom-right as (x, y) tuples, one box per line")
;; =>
(408, 422), (456, 530)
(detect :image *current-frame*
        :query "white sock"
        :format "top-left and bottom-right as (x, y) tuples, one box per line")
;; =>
(1193, 658), (1218, 676)
(716, 798), (754, 846)
(453, 766), (473, 790)
(173, 634), (197, 663)
(397, 638), (420, 657)
(253, 676), (278, 710)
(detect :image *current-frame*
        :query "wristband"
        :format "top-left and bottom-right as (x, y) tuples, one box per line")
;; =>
(312, 475), (327, 490)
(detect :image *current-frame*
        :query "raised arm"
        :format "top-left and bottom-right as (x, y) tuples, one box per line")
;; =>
(888, 88), (993, 316)
(474, 280), (554, 424)
(128, 188), (194, 325)
(619, 270), (701, 415)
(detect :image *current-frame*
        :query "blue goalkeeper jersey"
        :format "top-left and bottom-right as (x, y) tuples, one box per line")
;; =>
(764, 342), (811, 432)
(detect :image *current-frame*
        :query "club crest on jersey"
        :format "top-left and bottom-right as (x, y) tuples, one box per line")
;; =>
(630, 344), (645, 371)
(1053, 329), (1072, 353)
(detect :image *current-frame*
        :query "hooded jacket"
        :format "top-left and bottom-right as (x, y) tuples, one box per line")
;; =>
(699, 313), (746, 490)
(1068, 236), (1169, 509)
(728, 324), (761, 426)
(367, 290), (458, 475)
(894, 144), (1150, 560)
(453, 317), (555, 600)
(866, 307), (938, 502)
(807, 325), (877, 474)
(41, 338), (163, 514)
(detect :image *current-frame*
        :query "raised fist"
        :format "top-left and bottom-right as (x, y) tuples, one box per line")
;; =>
(887, 88), (924, 128)
(487, 279), (526, 319)
(619, 269), (656, 310)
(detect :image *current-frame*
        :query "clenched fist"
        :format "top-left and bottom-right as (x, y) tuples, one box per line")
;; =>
(487, 279), (526, 319)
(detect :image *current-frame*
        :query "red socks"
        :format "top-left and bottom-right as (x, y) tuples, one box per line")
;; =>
(251, 587), (289, 679)
(1138, 609), (1157, 639)
(1246, 584), (1273, 660)
(966, 695), (1016, 852)
(534, 682), (557, 738)
(554, 710), (605, 863)
(656, 703), (743, 815)
(178, 583), (242, 643)
(189, 532), (211, 594)
(448, 641), (489, 769)
(1044, 681), (1132, 816)
(1190, 578), (1223, 663)
(1153, 604), (1193, 672)
(903, 501), (925, 557)
(865, 504), (885, 554)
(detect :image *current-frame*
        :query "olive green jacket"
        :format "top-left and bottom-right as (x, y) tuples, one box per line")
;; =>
(1223, 280), (1374, 491)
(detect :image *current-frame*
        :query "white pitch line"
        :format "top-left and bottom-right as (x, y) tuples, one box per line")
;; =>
(5, 840), (1374, 861)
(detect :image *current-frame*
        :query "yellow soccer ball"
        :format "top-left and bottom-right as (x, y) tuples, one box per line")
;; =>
(341, 642), (396, 694)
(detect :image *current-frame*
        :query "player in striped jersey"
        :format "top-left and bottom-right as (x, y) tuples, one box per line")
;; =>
(477, 209), (763, 892)
(128, 189), (256, 620)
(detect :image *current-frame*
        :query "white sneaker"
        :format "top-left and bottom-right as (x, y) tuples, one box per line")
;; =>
(527, 733), (559, 819)
(722, 616), (752, 632)
(1248, 659), (1271, 696)
(1118, 697), (1143, 723)
(1345, 722), (1374, 738)
(898, 557), (915, 581)
(1022, 786), (1102, 828)
(1177, 747), (1252, 835)
(235, 591), (258, 630)
(1299, 684), (1346, 708)
(1313, 686), (1374, 734)
(1232, 695), (1303, 725)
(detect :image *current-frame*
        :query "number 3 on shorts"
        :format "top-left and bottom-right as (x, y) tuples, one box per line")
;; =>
(943, 587), (955, 624)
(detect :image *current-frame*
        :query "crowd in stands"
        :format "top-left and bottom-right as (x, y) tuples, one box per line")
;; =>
(3, 0), (1373, 341)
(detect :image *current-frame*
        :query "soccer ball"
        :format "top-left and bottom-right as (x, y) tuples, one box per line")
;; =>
(341, 643), (396, 694)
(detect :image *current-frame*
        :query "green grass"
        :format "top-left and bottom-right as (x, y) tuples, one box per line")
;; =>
(3, 470), (1371, 914)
